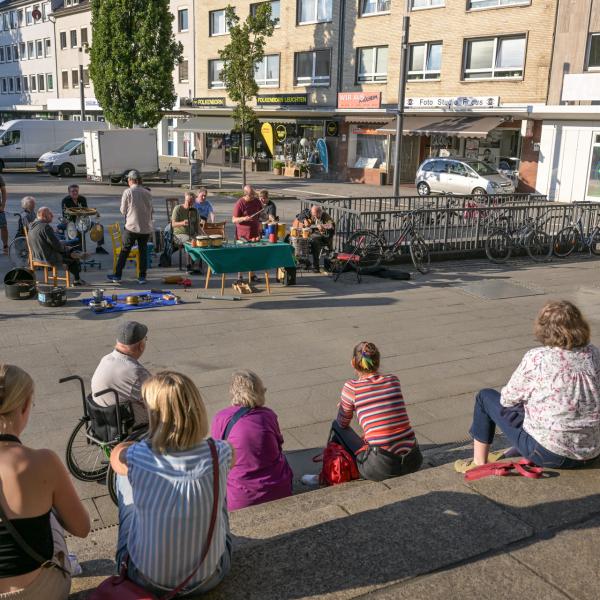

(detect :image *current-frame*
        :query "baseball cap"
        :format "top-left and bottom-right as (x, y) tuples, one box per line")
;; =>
(127, 169), (141, 181)
(117, 321), (148, 345)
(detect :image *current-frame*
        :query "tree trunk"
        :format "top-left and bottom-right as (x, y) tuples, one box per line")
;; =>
(240, 125), (247, 188)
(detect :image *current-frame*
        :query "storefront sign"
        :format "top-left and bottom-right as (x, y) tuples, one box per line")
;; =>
(337, 92), (381, 109)
(405, 96), (500, 109)
(275, 124), (287, 142)
(181, 97), (227, 108)
(326, 121), (339, 137)
(261, 123), (275, 155)
(257, 94), (308, 106)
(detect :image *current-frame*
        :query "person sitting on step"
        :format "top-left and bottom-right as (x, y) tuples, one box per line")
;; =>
(329, 341), (423, 482)
(455, 300), (600, 473)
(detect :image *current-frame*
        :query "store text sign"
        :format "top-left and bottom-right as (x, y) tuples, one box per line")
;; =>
(338, 92), (381, 109)
(257, 94), (308, 106)
(405, 96), (500, 109)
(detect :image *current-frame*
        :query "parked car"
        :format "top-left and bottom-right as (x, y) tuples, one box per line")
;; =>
(37, 137), (87, 177)
(498, 156), (520, 186)
(415, 157), (516, 196)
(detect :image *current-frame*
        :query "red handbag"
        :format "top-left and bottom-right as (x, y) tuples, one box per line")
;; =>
(314, 441), (360, 486)
(464, 459), (544, 482)
(89, 438), (220, 600)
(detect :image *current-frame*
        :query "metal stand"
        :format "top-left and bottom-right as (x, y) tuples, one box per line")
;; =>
(76, 215), (102, 272)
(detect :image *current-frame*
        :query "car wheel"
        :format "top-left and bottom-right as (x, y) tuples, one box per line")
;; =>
(472, 187), (487, 196)
(417, 182), (430, 197)
(59, 163), (75, 177)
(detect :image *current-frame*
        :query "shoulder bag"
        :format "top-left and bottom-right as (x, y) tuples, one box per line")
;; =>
(222, 407), (252, 440)
(89, 437), (221, 600)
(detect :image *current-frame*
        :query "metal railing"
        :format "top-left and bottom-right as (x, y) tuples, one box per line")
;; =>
(299, 196), (600, 256)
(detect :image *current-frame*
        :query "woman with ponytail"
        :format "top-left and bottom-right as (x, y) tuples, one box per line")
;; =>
(330, 342), (422, 481)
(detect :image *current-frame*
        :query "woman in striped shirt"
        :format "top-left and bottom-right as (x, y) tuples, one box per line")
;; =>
(110, 371), (235, 597)
(331, 342), (422, 481)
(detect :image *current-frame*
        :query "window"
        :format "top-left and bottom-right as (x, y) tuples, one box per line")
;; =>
(411, 0), (444, 8)
(27, 41), (34, 59)
(60, 31), (67, 50)
(298, 0), (332, 23)
(179, 59), (189, 82)
(17, 9), (23, 27)
(178, 8), (188, 31)
(15, 77), (21, 92)
(2, 13), (9, 29)
(42, 2), (50, 20)
(45, 38), (51, 57)
(408, 41), (442, 80)
(30, 75), (36, 92)
(70, 30), (78, 48)
(46, 73), (53, 90)
(80, 27), (88, 46)
(209, 59), (225, 88)
(5, 46), (11, 62)
(464, 35), (526, 79)
(468, 0), (530, 8)
(19, 42), (25, 60)
(37, 74), (45, 91)
(22, 76), (28, 92)
(8, 77), (14, 93)
(82, 69), (89, 86)
(357, 46), (388, 82)
(587, 133), (600, 199)
(210, 9), (229, 35)
(1, 79), (6, 94)
(295, 49), (330, 85)
(10, 11), (17, 29)
(360, 0), (390, 15)
(62, 70), (69, 88)
(12, 44), (18, 61)
(25, 7), (32, 25)
(72, 69), (79, 87)
(36, 40), (43, 59)
(251, 1), (280, 25)
(255, 54), (280, 86)
(587, 34), (600, 70)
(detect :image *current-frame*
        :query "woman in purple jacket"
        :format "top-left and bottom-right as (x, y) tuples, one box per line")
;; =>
(211, 370), (293, 511)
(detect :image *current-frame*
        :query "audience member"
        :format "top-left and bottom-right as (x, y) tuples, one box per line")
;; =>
(16, 196), (36, 237)
(91, 321), (150, 427)
(195, 188), (215, 223)
(330, 342), (422, 482)
(0, 364), (90, 598)
(258, 189), (277, 222)
(455, 300), (600, 472)
(111, 371), (234, 597)
(211, 370), (292, 511)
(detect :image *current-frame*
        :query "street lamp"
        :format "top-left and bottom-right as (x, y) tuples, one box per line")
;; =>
(392, 0), (411, 198)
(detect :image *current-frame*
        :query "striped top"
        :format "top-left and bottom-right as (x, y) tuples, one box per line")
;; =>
(337, 374), (417, 455)
(125, 438), (232, 589)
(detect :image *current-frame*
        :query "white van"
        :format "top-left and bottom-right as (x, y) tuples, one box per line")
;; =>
(37, 137), (86, 177)
(0, 120), (106, 171)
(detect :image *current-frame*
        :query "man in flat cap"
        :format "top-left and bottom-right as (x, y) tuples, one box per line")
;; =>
(91, 321), (150, 426)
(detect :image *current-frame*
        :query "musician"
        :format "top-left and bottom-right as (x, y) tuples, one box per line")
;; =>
(61, 184), (107, 254)
(172, 192), (202, 273)
(28, 206), (84, 286)
(232, 185), (263, 241)
(293, 205), (335, 272)
(195, 188), (215, 223)
(259, 189), (278, 223)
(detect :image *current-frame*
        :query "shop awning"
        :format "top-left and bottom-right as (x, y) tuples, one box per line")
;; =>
(377, 116), (505, 138)
(174, 116), (234, 134)
(345, 116), (391, 124)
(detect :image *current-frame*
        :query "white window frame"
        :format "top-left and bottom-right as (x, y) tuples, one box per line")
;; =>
(0, 47), (4, 63)
(468, 0), (530, 9)
(70, 29), (78, 48)
(61, 69), (69, 89)
(356, 46), (388, 83)
(3, 13), (9, 30)
(209, 9), (229, 36)
(72, 68), (79, 88)
(411, 0), (445, 9)
(586, 33), (600, 71)
(22, 76), (28, 92)
(42, 2), (51, 21)
(36, 39), (43, 59)
(298, 0), (333, 24)
(44, 38), (51, 57)
(255, 54), (280, 87)
(13, 44), (18, 61)
(27, 41), (34, 60)
(37, 74), (45, 92)
(1, 78), (6, 94)
(294, 49), (330, 86)
(360, 0), (391, 16)
(463, 34), (526, 80)
(19, 42), (25, 61)
(15, 77), (21, 92)
(209, 59), (225, 88)
(46, 73), (53, 91)
(250, 1), (281, 27)
(407, 41), (442, 80)
(5, 45), (11, 62)
(59, 31), (67, 50)
(30, 75), (36, 92)
(16, 9), (23, 27)
(80, 27), (88, 46)
(8, 77), (14, 93)
(10, 11), (17, 29)
(178, 59), (189, 83)
(178, 8), (189, 32)
(25, 7), (33, 25)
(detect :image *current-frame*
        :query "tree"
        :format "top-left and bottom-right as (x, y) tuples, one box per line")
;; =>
(89, 0), (182, 128)
(219, 4), (275, 187)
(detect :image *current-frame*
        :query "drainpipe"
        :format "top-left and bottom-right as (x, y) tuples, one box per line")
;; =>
(336, 0), (346, 95)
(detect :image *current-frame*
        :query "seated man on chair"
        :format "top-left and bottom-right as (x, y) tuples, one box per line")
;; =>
(91, 321), (150, 427)
(172, 191), (202, 273)
(293, 205), (335, 272)
(28, 206), (84, 285)
(16, 196), (36, 237)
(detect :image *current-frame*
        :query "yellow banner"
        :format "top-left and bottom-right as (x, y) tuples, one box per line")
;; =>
(261, 122), (274, 156)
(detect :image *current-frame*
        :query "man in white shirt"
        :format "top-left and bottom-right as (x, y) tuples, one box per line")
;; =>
(91, 321), (150, 426)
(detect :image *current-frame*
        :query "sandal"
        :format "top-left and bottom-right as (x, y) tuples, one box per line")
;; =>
(454, 449), (512, 474)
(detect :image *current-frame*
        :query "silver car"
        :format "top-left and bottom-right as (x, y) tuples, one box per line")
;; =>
(415, 157), (516, 196)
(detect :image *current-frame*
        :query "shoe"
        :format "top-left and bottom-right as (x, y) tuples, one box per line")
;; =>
(96, 246), (109, 255)
(73, 279), (86, 286)
(454, 458), (479, 473)
(106, 274), (121, 283)
(137, 277), (147, 285)
(311, 266), (320, 273)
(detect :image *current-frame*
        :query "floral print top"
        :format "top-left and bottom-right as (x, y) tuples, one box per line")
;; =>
(501, 344), (600, 460)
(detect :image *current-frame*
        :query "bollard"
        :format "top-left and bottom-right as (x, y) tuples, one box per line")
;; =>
(218, 168), (222, 188)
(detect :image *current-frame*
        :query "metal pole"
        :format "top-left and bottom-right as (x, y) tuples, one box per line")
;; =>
(392, 2), (410, 198)
(79, 63), (86, 122)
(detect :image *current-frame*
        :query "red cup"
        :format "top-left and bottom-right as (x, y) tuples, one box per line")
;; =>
(269, 233), (277, 243)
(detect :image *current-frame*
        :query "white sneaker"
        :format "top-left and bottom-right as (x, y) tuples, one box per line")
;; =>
(301, 474), (320, 486)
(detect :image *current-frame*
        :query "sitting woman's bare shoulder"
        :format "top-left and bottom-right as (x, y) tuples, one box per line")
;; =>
(24, 447), (63, 472)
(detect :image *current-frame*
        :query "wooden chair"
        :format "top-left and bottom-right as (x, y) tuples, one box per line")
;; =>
(108, 223), (140, 276)
(23, 227), (72, 287)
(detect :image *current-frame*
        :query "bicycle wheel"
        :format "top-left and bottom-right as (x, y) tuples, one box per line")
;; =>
(343, 230), (384, 271)
(590, 228), (600, 256)
(526, 229), (552, 262)
(409, 234), (430, 274)
(9, 237), (29, 268)
(65, 419), (109, 482)
(552, 226), (579, 258)
(107, 463), (119, 506)
(485, 230), (512, 263)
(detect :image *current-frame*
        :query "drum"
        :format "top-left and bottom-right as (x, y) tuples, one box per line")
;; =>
(196, 235), (210, 248)
(37, 285), (67, 307)
(209, 235), (223, 247)
(290, 227), (299, 238)
(290, 236), (311, 260)
(302, 228), (311, 239)
(277, 223), (286, 239)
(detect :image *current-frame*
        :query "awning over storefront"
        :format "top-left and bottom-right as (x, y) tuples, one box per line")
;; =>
(345, 116), (391, 124)
(377, 115), (505, 138)
(174, 116), (234, 134)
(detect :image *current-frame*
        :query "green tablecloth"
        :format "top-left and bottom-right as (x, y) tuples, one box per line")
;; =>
(184, 242), (296, 274)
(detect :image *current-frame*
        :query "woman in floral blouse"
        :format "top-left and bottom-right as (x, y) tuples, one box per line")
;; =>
(456, 300), (600, 472)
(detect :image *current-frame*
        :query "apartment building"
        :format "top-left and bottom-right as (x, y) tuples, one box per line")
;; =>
(0, 0), (57, 121)
(183, 0), (557, 187)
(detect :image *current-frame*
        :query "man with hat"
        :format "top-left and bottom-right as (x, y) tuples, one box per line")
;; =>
(107, 170), (154, 284)
(91, 321), (150, 426)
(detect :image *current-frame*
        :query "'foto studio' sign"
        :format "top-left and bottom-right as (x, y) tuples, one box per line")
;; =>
(405, 96), (500, 109)
(338, 92), (381, 109)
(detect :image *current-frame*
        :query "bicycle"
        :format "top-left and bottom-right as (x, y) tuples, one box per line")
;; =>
(485, 213), (552, 264)
(343, 209), (430, 274)
(552, 205), (600, 258)
(8, 213), (29, 268)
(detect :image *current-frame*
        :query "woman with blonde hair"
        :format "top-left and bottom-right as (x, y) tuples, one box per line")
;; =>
(456, 300), (600, 472)
(0, 364), (90, 599)
(211, 370), (292, 510)
(110, 371), (234, 597)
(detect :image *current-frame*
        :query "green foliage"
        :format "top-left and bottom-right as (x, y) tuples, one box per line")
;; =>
(273, 160), (285, 169)
(89, 0), (183, 128)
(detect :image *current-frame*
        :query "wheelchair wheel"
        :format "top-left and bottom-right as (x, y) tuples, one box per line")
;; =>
(107, 463), (118, 506)
(65, 419), (110, 482)
(9, 237), (29, 268)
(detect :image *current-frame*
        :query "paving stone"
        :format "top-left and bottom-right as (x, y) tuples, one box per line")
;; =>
(93, 494), (119, 528)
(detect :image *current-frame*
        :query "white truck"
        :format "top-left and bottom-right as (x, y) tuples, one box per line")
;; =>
(0, 119), (105, 172)
(84, 129), (160, 184)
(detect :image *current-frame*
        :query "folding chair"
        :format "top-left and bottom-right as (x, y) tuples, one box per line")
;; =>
(108, 223), (140, 276)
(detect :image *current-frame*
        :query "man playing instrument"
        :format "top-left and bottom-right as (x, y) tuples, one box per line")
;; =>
(293, 205), (335, 272)
(172, 192), (202, 273)
(61, 184), (107, 254)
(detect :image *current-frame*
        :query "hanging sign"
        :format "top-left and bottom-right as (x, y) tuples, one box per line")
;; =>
(326, 121), (339, 137)
(275, 124), (287, 143)
(261, 123), (275, 156)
